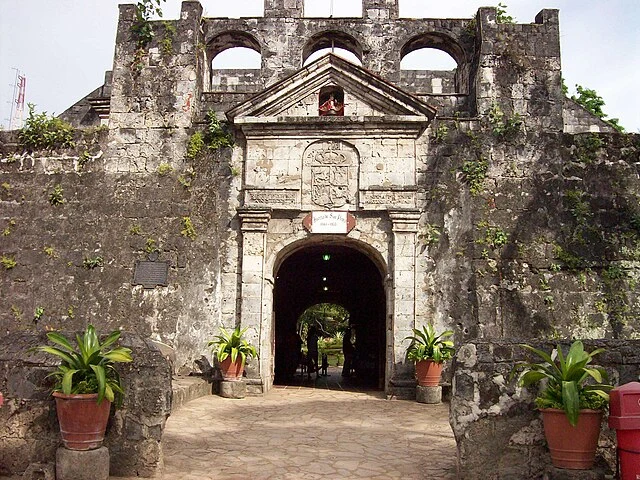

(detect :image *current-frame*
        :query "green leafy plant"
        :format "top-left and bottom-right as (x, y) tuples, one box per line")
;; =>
(404, 324), (455, 363)
(132, 0), (165, 48)
(488, 103), (522, 139)
(43, 246), (58, 257)
(178, 169), (195, 190)
(571, 84), (624, 132)
(181, 216), (197, 240)
(19, 104), (75, 152)
(463, 17), (477, 38)
(35, 325), (133, 405)
(1, 255), (17, 270)
(432, 123), (449, 144)
(157, 163), (173, 176)
(48, 184), (65, 206)
(185, 132), (204, 160)
(34, 306), (45, 321)
(496, 2), (515, 24)
(203, 110), (234, 150)
(144, 238), (159, 253)
(83, 256), (104, 269)
(573, 133), (604, 164)
(2, 218), (15, 236)
(207, 326), (258, 365)
(129, 224), (142, 235)
(78, 150), (91, 168)
(460, 159), (488, 196)
(511, 341), (612, 426)
(11, 305), (22, 320)
(418, 223), (442, 247)
(477, 223), (509, 249)
(160, 21), (176, 55)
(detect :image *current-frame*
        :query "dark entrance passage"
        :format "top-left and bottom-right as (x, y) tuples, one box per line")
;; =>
(274, 243), (386, 388)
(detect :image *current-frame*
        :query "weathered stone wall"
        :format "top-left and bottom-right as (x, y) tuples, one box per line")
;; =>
(0, 331), (172, 477)
(450, 339), (640, 479)
(2, 1), (639, 477)
(400, 70), (456, 95)
(563, 97), (617, 134)
(201, 13), (476, 95)
(417, 119), (640, 343)
(0, 126), (235, 373)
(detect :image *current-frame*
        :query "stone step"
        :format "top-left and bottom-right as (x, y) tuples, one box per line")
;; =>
(171, 376), (211, 412)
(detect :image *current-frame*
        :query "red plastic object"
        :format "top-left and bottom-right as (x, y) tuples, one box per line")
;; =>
(609, 382), (640, 480)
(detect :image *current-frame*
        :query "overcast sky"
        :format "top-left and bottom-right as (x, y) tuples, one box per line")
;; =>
(0, 0), (638, 131)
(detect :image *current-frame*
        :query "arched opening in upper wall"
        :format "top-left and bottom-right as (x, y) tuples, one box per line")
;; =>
(206, 31), (262, 91)
(303, 0), (362, 17)
(400, 33), (468, 95)
(302, 31), (363, 66)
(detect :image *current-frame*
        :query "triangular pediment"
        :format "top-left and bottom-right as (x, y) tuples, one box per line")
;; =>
(226, 54), (436, 123)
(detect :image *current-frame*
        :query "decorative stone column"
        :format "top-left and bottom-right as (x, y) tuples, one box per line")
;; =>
(238, 207), (272, 394)
(388, 209), (421, 398)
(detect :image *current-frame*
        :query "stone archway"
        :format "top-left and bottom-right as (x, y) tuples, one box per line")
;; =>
(273, 242), (387, 388)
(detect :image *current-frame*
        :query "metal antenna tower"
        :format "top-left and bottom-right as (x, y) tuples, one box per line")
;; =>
(8, 68), (26, 130)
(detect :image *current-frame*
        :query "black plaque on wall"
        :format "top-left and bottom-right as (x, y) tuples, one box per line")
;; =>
(133, 260), (170, 289)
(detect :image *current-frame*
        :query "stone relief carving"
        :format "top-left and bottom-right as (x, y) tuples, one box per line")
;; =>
(246, 189), (297, 207)
(360, 190), (416, 209)
(304, 140), (358, 209)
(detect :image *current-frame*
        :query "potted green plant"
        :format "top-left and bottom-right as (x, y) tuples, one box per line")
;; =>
(405, 324), (455, 386)
(207, 326), (258, 381)
(36, 324), (133, 450)
(511, 340), (613, 470)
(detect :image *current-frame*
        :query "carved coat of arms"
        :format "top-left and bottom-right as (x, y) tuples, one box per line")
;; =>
(311, 150), (350, 208)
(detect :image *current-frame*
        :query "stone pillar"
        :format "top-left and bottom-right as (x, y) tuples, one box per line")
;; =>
(362, 0), (398, 20)
(56, 447), (109, 480)
(107, 1), (204, 173)
(387, 209), (421, 397)
(238, 207), (272, 394)
(264, 0), (304, 18)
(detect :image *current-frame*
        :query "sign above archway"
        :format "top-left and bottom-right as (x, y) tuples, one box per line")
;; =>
(302, 211), (356, 234)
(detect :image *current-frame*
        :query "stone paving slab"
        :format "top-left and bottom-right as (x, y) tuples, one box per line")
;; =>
(112, 380), (457, 479)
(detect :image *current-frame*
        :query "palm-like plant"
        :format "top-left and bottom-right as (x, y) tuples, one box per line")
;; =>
(511, 340), (613, 426)
(36, 325), (133, 405)
(208, 326), (258, 365)
(405, 324), (455, 363)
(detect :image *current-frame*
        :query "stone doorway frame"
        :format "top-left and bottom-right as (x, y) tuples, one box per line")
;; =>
(238, 207), (421, 396)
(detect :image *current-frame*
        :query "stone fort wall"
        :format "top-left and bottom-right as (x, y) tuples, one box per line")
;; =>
(1, 0), (639, 477)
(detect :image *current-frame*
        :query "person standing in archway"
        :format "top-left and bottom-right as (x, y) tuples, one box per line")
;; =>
(307, 326), (320, 380)
(342, 328), (355, 377)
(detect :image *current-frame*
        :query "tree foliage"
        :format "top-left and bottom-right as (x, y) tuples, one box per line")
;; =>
(572, 84), (625, 132)
(298, 303), (349, 338)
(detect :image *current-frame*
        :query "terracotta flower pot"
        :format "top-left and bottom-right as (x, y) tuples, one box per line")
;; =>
(53, 392), (111, 450)
(541, 408), (603, 470)
(220, 357), (245, 381)
(415, 359), (444, 386)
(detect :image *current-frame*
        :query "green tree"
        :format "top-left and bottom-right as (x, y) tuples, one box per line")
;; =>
(298, 303), (349, 338)
(571, 84), (624, 132)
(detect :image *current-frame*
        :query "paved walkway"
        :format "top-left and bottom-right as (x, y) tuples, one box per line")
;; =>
(145, 371), (457, 480)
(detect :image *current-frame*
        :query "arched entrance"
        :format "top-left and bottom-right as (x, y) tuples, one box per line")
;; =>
(273, 242), (387, 389)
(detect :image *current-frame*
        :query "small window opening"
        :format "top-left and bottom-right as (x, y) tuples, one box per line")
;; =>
(304, 47), (362, 66)
(212, 47), (261, 69)
(318, 86), (345, 116)
(400, 48), (457, 70)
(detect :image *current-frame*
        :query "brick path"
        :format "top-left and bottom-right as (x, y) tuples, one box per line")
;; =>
(134, 371), (457, 480)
